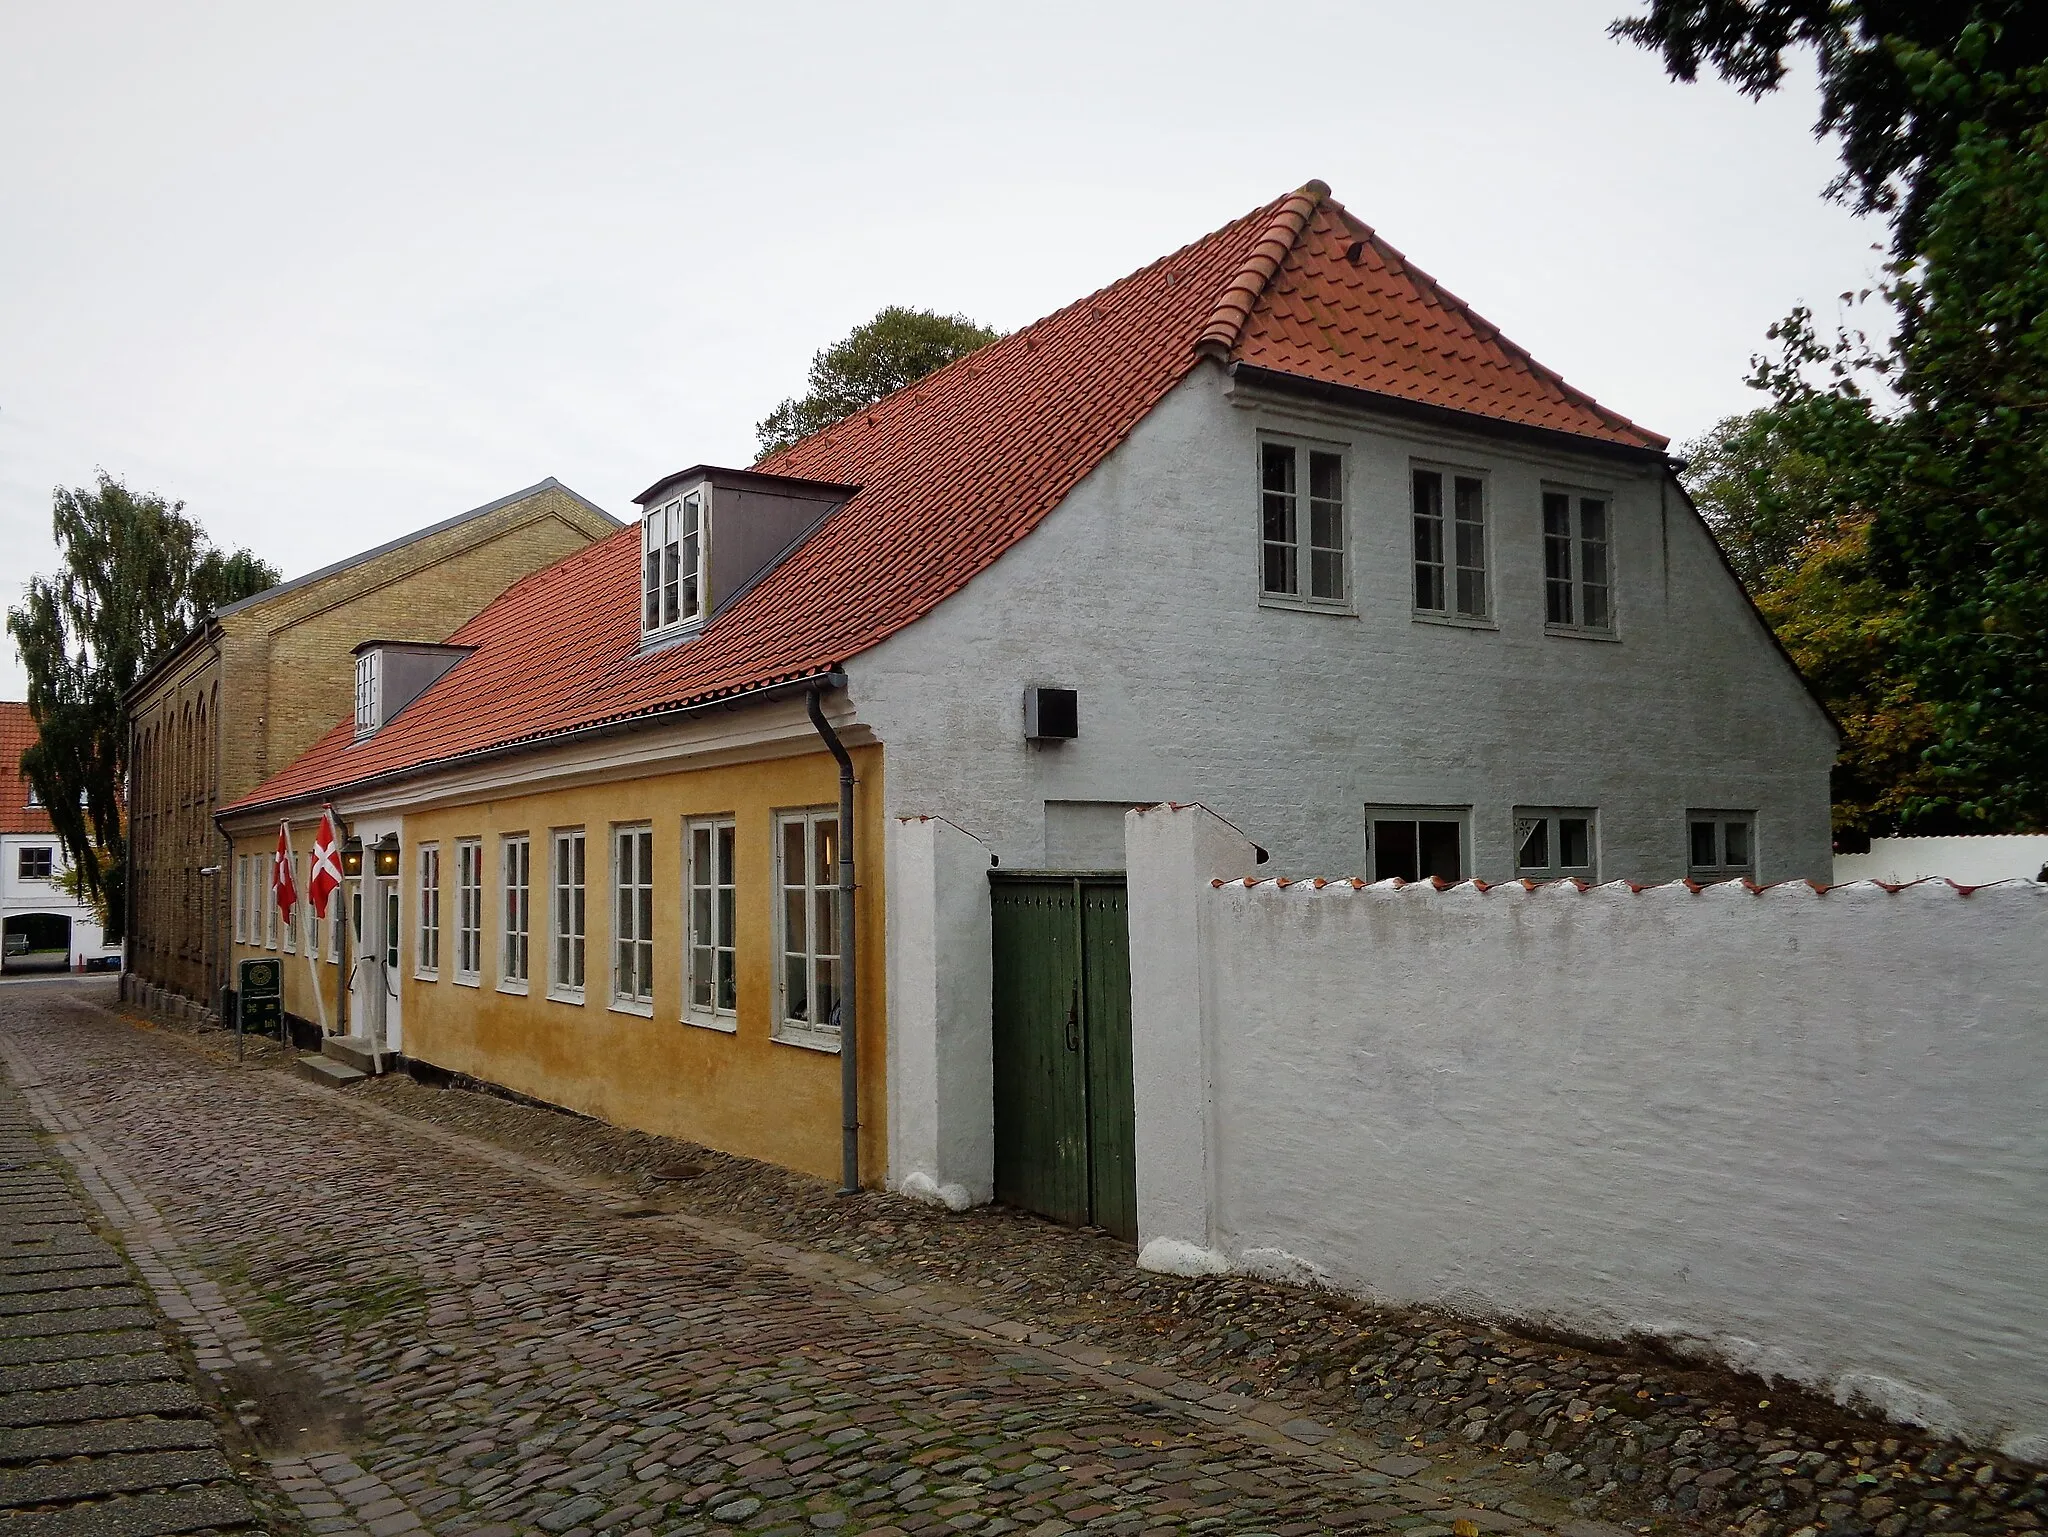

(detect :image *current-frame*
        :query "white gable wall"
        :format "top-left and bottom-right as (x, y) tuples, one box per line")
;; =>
(849, 364), (1835, 883)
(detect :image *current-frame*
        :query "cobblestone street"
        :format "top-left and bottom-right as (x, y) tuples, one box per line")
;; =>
(0, 983), (1644, 1537)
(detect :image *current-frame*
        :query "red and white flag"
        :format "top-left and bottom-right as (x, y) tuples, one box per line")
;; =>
(308, 805), (342, 918)
(272, 821), (298, 929)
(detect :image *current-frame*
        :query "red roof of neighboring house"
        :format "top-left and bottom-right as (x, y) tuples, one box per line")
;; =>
(0, 704), (57, 837)
(226, 181), (1665, 814)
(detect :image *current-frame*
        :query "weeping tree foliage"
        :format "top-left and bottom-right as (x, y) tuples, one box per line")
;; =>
(6, 474), (277, 940)
(756, 306), (1001, 459)
(1622, 6), (2048, 830)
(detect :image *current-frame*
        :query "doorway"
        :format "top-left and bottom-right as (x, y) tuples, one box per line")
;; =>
(989, 873), (1136, 1240)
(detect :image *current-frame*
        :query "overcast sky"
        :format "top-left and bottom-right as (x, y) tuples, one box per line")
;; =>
(0, 0), (1881, 699)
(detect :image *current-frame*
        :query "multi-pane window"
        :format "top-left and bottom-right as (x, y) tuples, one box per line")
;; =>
(233, 856), (248, 942)
(686, 817), (737, 1027)
(1413, 467), (1488, 619)
(283, 855), (300, 954)
(1516, 809), (1597, 881)
(266, 858), (279, 950)
(1543, 490), (1613, 632)
(501, 835), (531, 991)
(354, 650), (380, 735)
(1688, 811), (1756, 883)
(326, 889), (341, 963)
(1366, 808), (1467, 884)
(641, 490), (704, 638)
(417, 845), (441, 977)
(613, 826), (655, 1008)
(551, 829), (586, 999)
(455, 840), (482, 982)
(775, 810), (842, 1046)
(17, 848), (52, 881)
(1259, 441), (1345, 603)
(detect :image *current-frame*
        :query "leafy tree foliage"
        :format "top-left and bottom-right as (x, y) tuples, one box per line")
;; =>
(1612, 0), (2048, 254)
(756, 306), (1001, 459)
(1624, 9), (2048, 831)
(6, 475), (278, 940)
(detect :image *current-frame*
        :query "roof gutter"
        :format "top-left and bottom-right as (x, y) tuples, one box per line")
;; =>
(1227, 363), (1670, 467)
(215, 669), (848, 827)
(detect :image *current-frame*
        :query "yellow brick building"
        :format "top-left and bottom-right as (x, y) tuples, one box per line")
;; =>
(126, 480), (618, 1008)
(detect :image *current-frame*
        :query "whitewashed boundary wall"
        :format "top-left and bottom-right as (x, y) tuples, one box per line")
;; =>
(1833, 834), (2048, 887)
(1127, 804), (2048, 1460)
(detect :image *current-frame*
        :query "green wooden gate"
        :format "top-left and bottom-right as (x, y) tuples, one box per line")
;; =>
(990, 874), (1136, 1241)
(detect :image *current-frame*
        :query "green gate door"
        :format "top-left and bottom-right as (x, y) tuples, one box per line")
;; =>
(990, 874), (1136, 1240)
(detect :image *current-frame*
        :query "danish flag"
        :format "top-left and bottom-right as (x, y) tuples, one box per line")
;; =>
(308, 805), (342, 917)
(272, 821), (298, 927)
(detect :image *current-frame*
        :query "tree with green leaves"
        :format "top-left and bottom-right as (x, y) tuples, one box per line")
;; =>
(6, 474), (277, 940)
(756, 306), (1001, 459)
(1621, 6), (2048, 830)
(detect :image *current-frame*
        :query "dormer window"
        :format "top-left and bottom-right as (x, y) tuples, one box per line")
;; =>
(642, 491), (704, 638)
(354, 650), (380, 737)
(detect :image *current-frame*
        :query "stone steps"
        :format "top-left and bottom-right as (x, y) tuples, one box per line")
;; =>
(291, 1055), (366, 1089)
(319, 1035), (390, 1076)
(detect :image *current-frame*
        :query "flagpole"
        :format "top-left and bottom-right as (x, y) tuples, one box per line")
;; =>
(282, 819), (330, 1037)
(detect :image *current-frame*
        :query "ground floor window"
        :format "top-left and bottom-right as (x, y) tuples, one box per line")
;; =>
(551, 829), (586, 1000)
(455, 840), (482, 982)
(501, 834), (530, 991)
(233, 855), (249, 943)
(775, 808), (841, 1048)
(18, 847), (52, 881)
(613, 825), (654, 1011)
(1689, 811), (1756, 883)
(417, 845), (441, 977)
(1515, 808), (1597, 881)
(686, 816), (737, 1027)
(1366, 807), (1467, 884)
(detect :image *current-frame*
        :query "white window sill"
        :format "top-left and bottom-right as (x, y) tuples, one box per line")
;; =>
(1413, 611), (1498, 632)
(609, 997), (654, 1018)
(547, 987), (586, 1007)
(1258, 594), (1355, 618)
(415, 969), (438, 983)
(638, 620), (707, 655)
(497, 980), (530, 997)
(453, 974), (480, 989)
(773, 1022), (842, 1055)
(1545, 624), (1620, 643)
(683, 1011), (738, 1034)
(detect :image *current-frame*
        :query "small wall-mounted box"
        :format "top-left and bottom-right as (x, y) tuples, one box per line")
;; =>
(1024, 686), (1079, 742)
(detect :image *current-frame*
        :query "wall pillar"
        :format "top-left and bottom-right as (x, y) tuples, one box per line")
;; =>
(1125, 803), (1261, 1276)
(884, 814), (994, 1209)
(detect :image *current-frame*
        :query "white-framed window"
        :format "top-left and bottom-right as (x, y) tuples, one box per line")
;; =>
(641, 489), (705, 639)
(233, 855), (248, 943)
(1515, 808), (1598, 881)
(283, 854), (300, 954)
(1689, 811), (1756, 883)
(774, 808), (842, 1050)
(416, 844), (441, 978)
(612, 825), (654, 1012)
(17, 847), (52, 881)
(326, 888), (341, 963)
(1259, 438), (1347, 606)
(454, 839), (482, 983)
(1365, 805), (1469, 884)
(354, 650), (380, 735)
(1413, 465), (1489, 621)
(550, 829), (586, 1002)
(685, 816), (737, 1029)
(500, 834), (531, 993)
(1543, 488), (1614, 634)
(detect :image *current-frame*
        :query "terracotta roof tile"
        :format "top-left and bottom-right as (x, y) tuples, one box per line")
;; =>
(226, 181), (1665, 812)
(0, 704), (57, 837)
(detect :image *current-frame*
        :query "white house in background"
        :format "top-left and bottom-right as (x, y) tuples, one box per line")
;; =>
(0, 703), (118, 973)
(1834, 835), (2048, 887)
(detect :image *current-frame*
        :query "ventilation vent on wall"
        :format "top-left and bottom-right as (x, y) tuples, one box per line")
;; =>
(1024, 687), (1078, 742)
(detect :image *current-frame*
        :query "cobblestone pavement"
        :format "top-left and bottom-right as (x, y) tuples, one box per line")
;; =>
(0, 983), (1647, 1537)
(0, 1038), (268, 1535)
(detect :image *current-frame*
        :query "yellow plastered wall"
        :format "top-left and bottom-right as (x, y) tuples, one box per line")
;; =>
(397, 744), (886, 1185)
(225, 815), (347, 1028)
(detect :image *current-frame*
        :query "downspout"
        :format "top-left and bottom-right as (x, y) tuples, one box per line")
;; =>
(806, 686), (859, 1194)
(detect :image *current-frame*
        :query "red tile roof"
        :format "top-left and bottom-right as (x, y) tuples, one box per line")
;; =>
(226, 181), (1665, 813)
(0, 704), (57, 837)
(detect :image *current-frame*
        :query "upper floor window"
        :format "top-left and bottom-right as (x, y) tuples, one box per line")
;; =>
(1366, 806), (1467, 884)
(1689, 811), (1756, 884)
(1413, 466), (1489, 621)
(1516, 808), (1596, 881)
(642, 490), (705, 639)
(1260, 440), (1346, 606)
(354, 650), (380, 735)
(17, 848), (52, 881)
(1543, 489), (1613, 634)
(24, 783), (39, 808)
